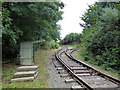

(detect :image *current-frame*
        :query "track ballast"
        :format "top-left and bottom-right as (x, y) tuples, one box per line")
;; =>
(54, 46), (120, 90)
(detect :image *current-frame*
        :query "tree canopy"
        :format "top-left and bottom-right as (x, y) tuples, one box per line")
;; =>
(80, 2), (120, 71)
(60, 33), (81, 45)
(2, 2), (64, 59)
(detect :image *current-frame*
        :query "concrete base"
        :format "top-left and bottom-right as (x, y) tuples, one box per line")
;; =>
(11, 65), (39, 82)
(17, 66), (38, 72)
(11, 77), (34, 83)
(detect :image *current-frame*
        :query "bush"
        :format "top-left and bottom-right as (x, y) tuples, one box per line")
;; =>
(61, 33), (81, 45)
(50, 41), (59, 49)
(39, 40), (59, 49)
(80, 7), (120, 72)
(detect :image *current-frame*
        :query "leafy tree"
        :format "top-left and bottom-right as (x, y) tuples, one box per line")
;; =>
(2, 2), (64, 59)
(80, 2), (120, 72)
(61, 33), (81, 45)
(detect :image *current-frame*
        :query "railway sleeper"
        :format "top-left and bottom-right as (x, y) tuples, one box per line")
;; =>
(57, 70), (68, 74)
(55, 47), (120, 89)
(88, 80), (118, 88)
(68, 64), (80, 67)
(71, 85), (85, 90)
(60, 74), (69, 77)
(65, 79), (75, 83)
(81, 76), (105, 81)
(53, 61), (62, 67)
(70, 66), (87, 70)
(76, 73), (91, 77)
(69, 65), (83, 67)
(56, 67), (63, 70)
(73, 70), (90, 74)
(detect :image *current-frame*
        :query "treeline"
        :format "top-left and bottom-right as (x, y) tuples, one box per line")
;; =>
(80, 2), (120, 72)
(2, 2), (64, 59)
(60, 33), (81, 45)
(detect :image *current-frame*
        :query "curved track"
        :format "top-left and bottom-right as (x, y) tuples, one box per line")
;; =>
(55, 46), (120, 90)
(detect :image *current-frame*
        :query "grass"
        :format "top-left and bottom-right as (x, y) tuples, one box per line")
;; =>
(73, 49), (119, 79)
(64, 44), (80, 49)
(66, 45), (119, 80)
(0, 83), (1, 87)
(2, 49), (56, 88)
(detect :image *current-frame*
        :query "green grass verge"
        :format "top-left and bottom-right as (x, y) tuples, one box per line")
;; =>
(64, 45), (74, 49)
(2, 49), (56, 88)
(65, 45), (119, 79)
(64, 44), (80, 49)
(0, 83), (2, 90)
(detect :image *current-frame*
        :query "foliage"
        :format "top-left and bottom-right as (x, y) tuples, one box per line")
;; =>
(2, 2), (64, 59)
(61, 33), (81, 45)
(80, 2), (120, 72)
(39, 40), (59, 49)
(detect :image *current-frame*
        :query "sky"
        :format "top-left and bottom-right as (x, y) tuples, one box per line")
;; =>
(58, 0), (98, 39)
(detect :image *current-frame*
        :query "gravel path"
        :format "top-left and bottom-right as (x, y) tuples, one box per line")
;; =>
(46, 54), (70, 88)
(46, 53), (79, 89)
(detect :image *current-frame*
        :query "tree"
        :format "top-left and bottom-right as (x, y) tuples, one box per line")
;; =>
(2, 2), (64, 59)
(61, 33), (81, 45)
(80, 2), (120, 71)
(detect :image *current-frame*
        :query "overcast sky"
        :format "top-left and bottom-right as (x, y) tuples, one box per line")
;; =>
(58, 0), (98, 39)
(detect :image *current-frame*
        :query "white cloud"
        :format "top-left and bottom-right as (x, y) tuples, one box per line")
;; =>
(58, 0), (98, 39)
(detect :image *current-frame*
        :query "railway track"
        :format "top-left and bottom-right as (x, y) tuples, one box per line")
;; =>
(54, 46), (120, 90)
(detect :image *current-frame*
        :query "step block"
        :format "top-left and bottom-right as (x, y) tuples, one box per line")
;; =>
(14, 69), (38, 78)
(14, 71), (35, 78)
(11, 77), (34, 83)
(11, 65), (39, 83)
(17, 66), (38, 72)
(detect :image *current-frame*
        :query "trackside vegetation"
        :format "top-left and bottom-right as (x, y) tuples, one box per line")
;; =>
(60, 33), (81, 45)
(61, 2), (120, 78)
(2, 2), (64, 60)
(80, 2), (120, 74)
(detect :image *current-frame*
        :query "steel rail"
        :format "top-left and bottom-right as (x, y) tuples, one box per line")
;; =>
(55, 47), (93, 90)
(65, 48), (120, 86)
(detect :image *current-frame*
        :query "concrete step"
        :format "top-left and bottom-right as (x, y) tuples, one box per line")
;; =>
(11, 65), (39, 83)
(11, 77), (34, 83)
(34, 71), (39, 78)
(14, 69), (38, 78)
(17, 66), (38, 72)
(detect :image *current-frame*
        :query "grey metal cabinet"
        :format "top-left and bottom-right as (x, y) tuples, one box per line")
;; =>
(20, 41), (33, 65)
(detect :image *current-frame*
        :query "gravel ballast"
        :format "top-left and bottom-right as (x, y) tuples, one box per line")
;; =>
(46, 53), (80, 89)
